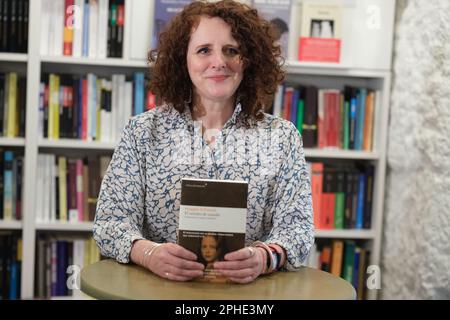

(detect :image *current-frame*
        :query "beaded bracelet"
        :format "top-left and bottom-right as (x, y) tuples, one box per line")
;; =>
(140, 243), (162, 267)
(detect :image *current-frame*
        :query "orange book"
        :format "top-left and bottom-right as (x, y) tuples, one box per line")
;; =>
(63, 0), (74, 56)
(311, 162), (324, 229)
(330, 240), (344, 276)
(363, 91), (375, 151)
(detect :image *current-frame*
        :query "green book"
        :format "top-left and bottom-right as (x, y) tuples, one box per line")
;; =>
(296, 98), (304, 134)
(342, 241), (356, 283)
(334, 169), (345, 229)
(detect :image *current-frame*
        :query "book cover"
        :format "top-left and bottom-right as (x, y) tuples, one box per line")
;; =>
(178, 178), (248, 283)
(151, 0), (192, 50)
(252, 0), (291, 58)
(298, 0), (342, 63)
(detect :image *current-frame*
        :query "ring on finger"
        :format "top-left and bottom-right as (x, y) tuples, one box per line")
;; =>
(165, 272), (170, 278)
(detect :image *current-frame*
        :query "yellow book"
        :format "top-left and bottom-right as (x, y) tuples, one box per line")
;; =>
(89, 237), (100, 264)
(84, 238), (91, 267)
(17, 238), (23, 262)
(6, 73), (18, 137)
(58, 156), (68, 221)
(48, 74), (61, 139)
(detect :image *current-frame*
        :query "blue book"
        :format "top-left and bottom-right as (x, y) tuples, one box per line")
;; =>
(8, 236), (18, 300)
(290, 89), (299, 126)
(3, 151), (13, 220)
(356, 172), (366, 229)
(352, 248), (361, 291)
(56, 241), (68, 296)
(349, 95), (357, 149)
(356, 88), (367, 150)
(82, 0), (90, 57)
(134, 73), (145, 115)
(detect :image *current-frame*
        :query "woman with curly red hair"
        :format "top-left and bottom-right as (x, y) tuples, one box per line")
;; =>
(94, 0), (314, 284)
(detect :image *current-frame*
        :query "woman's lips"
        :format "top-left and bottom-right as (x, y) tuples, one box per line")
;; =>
(207, 75), (230, 82)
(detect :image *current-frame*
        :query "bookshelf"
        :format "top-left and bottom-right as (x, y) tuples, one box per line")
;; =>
(0, 0), (395, 300)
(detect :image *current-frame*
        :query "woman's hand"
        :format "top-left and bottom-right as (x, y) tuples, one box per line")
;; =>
(132, 241), (204, 281)
(213, 246), (266, 284)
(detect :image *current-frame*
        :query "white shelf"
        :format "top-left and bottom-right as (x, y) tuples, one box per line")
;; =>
(0, 220), (23, 230)
(36, 221), (93, 232)
(285, 60), (390, 78)
(0, 137), (26, 146)
(38, 139), (116, 151)
(41, 56), (148, 68)
(0, 53), (28, 62)
(315, 229), (376, 239)
(304, 148), (379, 160)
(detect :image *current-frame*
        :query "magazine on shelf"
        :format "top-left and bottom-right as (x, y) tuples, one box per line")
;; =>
(151, 0), (192, 49)
(178, 178), (248, 283)
(298, 0), (343, 63)
(252, 0), (292, 58)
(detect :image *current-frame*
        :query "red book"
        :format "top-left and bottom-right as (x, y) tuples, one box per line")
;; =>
(311, 162), (324, 229)
(81, 79), (88, 140)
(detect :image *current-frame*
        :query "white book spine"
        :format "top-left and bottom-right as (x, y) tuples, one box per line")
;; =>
(50, 155), (57, 222)
(111, 75), (118, 143)
(273, 85), (284, 118)
(124, 81), (133, 126)
(40, 0), (51, 56)
(53, 0), (65, 56)
(72, 0), (85, 57)
(87, 73), (97, 141)
(97, 0), (109, 59)
(88, 0), (99, 58)
(129, 0), (152, 60)
(35, 155), (44, 223)
(100, 79), (111, 142)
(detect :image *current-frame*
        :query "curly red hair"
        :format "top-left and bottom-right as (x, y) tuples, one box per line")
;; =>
(148, 0), (285, 125)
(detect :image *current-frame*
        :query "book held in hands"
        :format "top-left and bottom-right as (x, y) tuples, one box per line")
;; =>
(178, 178), (248, 283)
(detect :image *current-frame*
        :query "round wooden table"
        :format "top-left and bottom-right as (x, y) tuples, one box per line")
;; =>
(81, 259), (356, 300)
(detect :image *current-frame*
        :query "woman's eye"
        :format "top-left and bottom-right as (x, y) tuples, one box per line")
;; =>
(225, 47), (239, 56)
(197, 47), (210, 54)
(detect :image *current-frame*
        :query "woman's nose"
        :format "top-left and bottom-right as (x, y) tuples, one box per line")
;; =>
(210, 52), (226, 69)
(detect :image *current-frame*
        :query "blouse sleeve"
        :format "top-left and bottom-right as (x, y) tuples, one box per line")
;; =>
(265, 121), (315, 271)
(93, 117), (147, 263)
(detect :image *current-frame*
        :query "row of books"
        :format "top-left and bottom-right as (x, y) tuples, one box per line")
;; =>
(304, 240), (370, 300)
(0, 72), (26, 138)
(0, 149), (23, 221)
(0, 0), (28, 53)
(40, 0), (124, 58)
(271, 85), (379, 151)
(307, 161), (374, 230)
(0, 232), (22, 300)
(35, 236), (100, 298)
(39, 72), (155, 142)
(35, 154), (111, 223)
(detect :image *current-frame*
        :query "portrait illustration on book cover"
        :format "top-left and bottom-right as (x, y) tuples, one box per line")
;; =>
(177, 178), (248, 283)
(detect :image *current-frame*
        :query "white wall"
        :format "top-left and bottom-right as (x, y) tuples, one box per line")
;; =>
(381, 0), (450, 299)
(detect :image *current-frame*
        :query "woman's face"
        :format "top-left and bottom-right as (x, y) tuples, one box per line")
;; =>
(187, 16), (244, 105)
(201, 236), (219, 263)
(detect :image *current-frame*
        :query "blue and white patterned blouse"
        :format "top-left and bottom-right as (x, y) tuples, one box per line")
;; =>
(93, 103), (314, 271)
